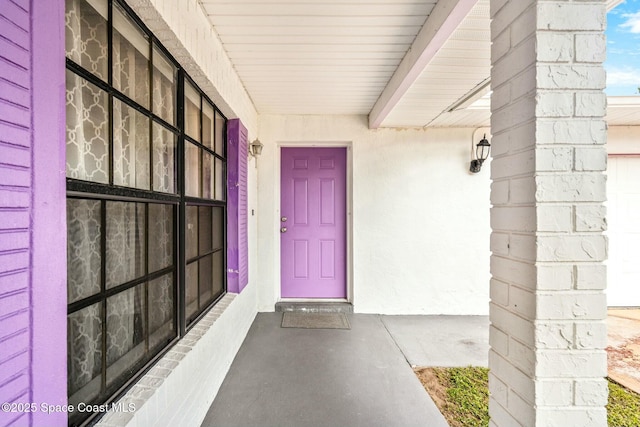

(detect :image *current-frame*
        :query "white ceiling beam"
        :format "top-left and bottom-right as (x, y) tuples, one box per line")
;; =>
(368, 0), (478, 129)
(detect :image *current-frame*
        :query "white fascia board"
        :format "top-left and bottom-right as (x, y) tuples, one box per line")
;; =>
(368, 0), (478, 129)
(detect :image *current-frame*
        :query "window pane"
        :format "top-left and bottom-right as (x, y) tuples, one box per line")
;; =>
(215, 111), (225, 156)
(186, 262), (198, 319)
(199, 254), (213, 304)
(68, 303), (102, 407)
(198, 206), (212, 254)
(67, 199), (102, 304)
(106, 286), (146, 385)
(148, 203), (173, 273)
(149, 274), (175, 351)
(66, 70), (109, 183)
(113, 100), (151, 190)
(113, 4), (150, 108)
(212, 251), (224, 299)
(65, 0), (108, 80)
(212, 206), (224, 250)
(215, 158), (225, 201)
(185, 142), (201, 197)
(202, 152), (214, 200)
(152, 122), (176, 193)
(184, 81), (200, 141)
(106, 202), (146, 288)
(186, 205), (198, 260)
(152, 45), (176, 125)
(202, 102), (214, 150)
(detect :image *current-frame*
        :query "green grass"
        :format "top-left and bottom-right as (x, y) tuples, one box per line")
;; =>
(431, 367), (490, 427)
(608, 380), (640, 427)
(422, 368), (640, 427)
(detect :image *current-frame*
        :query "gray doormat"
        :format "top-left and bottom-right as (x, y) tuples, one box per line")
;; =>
(281, 312), (351, 329)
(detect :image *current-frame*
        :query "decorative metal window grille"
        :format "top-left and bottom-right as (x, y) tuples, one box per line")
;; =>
(64, 0), (227, 425)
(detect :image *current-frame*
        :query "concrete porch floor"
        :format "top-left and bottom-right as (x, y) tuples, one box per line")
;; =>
(200, 310), (640, 427)
(201, 313), (489, 427)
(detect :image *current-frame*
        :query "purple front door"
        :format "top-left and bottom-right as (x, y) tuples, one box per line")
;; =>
(281, 147), (347, 298)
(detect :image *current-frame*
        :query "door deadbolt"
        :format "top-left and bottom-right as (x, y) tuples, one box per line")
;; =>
(281, 216), (287, 222)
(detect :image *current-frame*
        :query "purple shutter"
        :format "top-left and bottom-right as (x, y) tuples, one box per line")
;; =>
(226, 119), (249, 293)
(0, 2), (33, 423)
(1, 1), (67, 425)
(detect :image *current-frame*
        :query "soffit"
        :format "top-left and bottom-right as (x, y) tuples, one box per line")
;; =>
(198, 0), (638, 128)
(199, 0), (438, 115)
(378, 0), (490, 128)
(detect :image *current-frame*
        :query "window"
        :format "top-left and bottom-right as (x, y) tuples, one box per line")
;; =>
(65, 0), (227, 425)
(183, 76), (227, 325)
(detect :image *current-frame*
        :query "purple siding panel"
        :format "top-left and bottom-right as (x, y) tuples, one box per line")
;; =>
(0, 2), (29, 32)
(226, 119), (249, 293)
(0, 60), (29, 88)
(0, 38), (29, 68)
(0, 271), (28, 296)
(0, 5), (30, 33)
(0, 0), (32, 424)
(0, 123), (29, 147)
(0, 79), (30, 108)
(0, 0), (67, 425)
(0, 144), (30, 168)
(0, 189), (29, 207)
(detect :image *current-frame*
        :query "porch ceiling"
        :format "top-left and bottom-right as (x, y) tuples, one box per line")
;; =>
(198, 0), (637, 129)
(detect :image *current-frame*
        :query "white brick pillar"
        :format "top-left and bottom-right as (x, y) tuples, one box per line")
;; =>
(489, 1), (608, 426)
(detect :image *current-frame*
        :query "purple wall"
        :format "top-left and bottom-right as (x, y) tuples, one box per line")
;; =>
(0, 0), (67, 426)
(226, 119), (249, 293)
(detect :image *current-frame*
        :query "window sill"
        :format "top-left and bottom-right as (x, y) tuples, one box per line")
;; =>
(94, 293), (237, 427)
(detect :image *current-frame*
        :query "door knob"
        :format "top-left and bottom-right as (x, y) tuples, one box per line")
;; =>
(281, 227), (287, 233)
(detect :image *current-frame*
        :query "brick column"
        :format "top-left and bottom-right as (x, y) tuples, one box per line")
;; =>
(489, 1), (608, 426)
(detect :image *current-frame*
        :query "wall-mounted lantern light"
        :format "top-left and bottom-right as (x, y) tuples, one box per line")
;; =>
(249, 138), (263, 158)
(469, 134), (491, 173)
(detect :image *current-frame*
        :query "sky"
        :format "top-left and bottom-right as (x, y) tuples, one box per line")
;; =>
(606, 0), (640, 95)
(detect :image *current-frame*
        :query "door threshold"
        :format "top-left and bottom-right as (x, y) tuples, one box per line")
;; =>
(275, 300), (353, 314)
(279, 298), (349, 303)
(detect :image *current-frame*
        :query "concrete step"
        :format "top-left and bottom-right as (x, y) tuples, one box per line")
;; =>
(275, 301), (353, 314)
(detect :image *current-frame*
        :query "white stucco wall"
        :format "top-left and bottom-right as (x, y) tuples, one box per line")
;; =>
(258, 115), (491, 315)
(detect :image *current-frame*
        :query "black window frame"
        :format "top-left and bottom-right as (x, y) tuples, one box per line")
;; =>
(64, 0), (228, 425)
